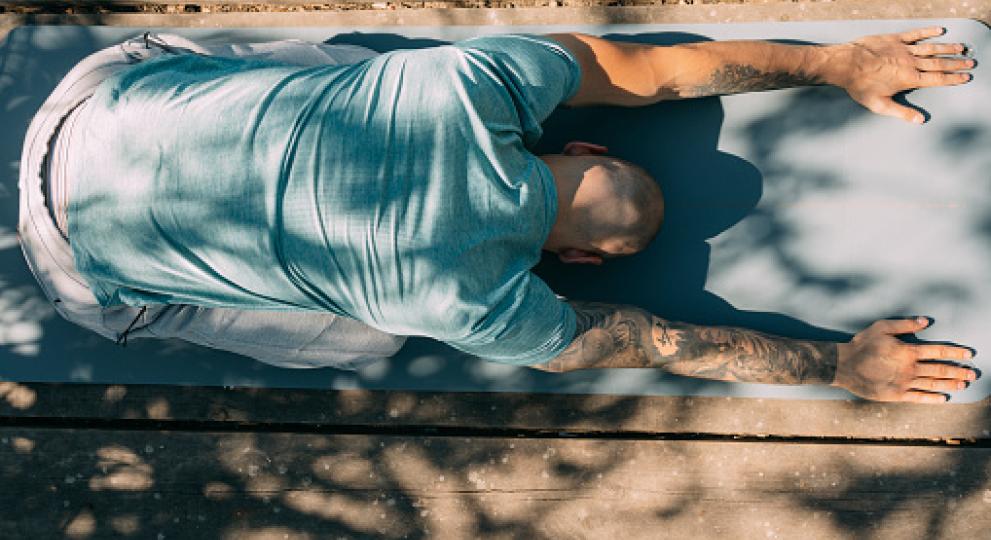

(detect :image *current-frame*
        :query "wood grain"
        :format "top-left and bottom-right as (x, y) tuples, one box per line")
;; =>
(2, 427), (989, 538)
(2, 382), (990, 440)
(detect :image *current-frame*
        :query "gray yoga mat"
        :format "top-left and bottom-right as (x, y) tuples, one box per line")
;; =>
(0, 19), (987, 401)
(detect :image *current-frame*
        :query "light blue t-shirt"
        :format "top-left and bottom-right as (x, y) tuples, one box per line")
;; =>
(67, 35), (580, 365)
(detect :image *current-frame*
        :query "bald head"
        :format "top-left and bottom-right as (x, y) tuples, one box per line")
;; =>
(542, 153), (664, 263)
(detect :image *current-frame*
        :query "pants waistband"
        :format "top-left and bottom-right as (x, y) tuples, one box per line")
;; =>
(44, 99), (89, 240)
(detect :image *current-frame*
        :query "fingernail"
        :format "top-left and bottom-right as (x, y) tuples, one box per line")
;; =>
(968, 371), (977, 380)
(962, 44), (974, 57)
(917, 316), (930, 326)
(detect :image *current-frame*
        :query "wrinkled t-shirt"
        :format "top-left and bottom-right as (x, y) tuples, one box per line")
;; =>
(66, 34), (580, 365)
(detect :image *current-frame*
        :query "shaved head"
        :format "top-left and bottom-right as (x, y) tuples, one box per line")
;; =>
(542, 153), (664, 261)
(573, 157), (663, 254)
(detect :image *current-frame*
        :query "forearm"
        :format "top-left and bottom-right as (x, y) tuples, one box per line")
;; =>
(553, 33), (843, 107)
(659, 40), (838, 99)
(533, 301), (838, 386)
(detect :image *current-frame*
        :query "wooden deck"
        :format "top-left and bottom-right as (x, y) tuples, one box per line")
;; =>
(3, 383), (991, 538)
(3, 1), (991, 537)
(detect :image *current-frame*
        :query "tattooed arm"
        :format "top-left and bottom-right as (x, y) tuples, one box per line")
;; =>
(531, 301), (977, 403)
(533, 301), (838, 384)
(548, 27), (973, 123)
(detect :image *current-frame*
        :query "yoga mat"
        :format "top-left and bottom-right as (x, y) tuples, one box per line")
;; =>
(0, 19), (987, 401)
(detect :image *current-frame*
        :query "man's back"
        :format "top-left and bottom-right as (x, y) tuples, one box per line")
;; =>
(65, 35), (580, 363)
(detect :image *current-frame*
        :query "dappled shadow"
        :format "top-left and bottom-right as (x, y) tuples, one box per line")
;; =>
(0, 17), (988, 539)
(0, 24), (99, 362)
(0, 383), (653, 538)
(4, 383), (991, 537)
(321, 30), (856, 398)
(794, 447), (991, 540)
(0, 25), (852, 401)
(796, 21), (991, 536)
(4, 21), (989, 399)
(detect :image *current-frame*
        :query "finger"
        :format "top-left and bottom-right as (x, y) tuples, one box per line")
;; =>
(912, 344), (974, 361)
(910, 377), (968, 392)
(915, 71), (973, 88)
(915, 362), (978, 380)
(865, 97), (924, 124)
(870, 317), (930, 334)
(915, 57), (975, 72)
(899, 26), (945, 44)
(908, 42), (966, 56)
(901, 390), (949, 404)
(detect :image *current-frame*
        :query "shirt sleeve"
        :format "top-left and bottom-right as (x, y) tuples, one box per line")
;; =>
(445, 272), (578, 366)
(453, 34), (582, 147)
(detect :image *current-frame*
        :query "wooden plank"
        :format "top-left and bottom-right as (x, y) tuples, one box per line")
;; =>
(1, 427), (989, 538)
(2, 382), (990, 440)
(1, 0), (989, 28)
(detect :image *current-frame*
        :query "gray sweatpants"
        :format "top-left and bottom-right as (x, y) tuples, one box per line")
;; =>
(19, 33), (406, 369)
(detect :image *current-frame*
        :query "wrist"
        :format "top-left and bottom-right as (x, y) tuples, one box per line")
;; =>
(830, 341), (851, 388)
(807, 43), (854, 88)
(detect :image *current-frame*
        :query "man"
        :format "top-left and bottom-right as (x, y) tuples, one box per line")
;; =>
(21, 36), (408, 370)
(21, 27), (977, 402)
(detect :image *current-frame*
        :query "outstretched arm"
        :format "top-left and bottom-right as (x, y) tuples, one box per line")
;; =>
(532, 301), (977, 403)
(549, 26), (974, 123)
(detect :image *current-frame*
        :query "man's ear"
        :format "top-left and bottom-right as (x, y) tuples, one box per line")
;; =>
(558, 248), (604, 265)
(563, 141), (609, 156)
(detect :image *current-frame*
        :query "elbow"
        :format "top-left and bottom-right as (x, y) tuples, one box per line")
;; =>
(528, 359), (571, 373)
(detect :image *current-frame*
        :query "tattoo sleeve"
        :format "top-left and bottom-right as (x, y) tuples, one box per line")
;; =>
(685, 62), (824, 98)
(532, 301), (838, 386)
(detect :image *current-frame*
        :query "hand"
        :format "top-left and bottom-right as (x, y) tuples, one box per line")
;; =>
(826, 26), (975, 123)
(832, 317), (977, 403)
